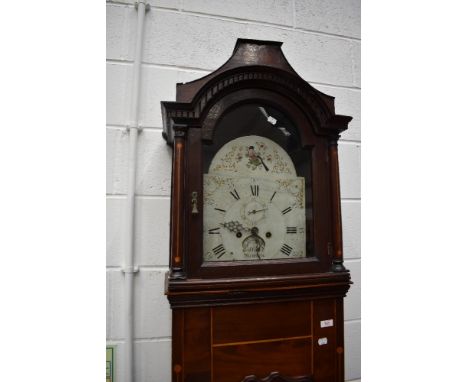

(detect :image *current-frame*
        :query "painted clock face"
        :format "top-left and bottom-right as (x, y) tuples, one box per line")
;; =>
(203, 135), (306, 262)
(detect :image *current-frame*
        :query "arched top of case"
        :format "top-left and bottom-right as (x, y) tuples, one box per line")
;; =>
(161, 38), (352, 145)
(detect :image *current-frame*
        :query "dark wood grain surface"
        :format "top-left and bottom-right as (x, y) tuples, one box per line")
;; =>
(212, 301), (310, 344)
(213, 338), (311, 382)
(183, 308), (211, 382)
(312, 299), (337, 382)
(242, 372), (313, 382)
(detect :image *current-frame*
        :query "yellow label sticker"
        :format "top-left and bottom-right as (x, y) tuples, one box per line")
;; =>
(106, 347), (114, 382)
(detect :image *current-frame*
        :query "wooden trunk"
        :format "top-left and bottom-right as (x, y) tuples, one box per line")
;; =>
(170, 298), (345, 382)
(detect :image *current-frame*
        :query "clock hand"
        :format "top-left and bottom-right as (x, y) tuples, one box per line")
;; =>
(256, 155), (269, 171)
(221, 221), (250, 233)
(248, 208), (268, 215)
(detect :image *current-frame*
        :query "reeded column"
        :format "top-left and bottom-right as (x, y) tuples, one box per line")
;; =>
(329, 138), (346, 272)
(169, 125), (187, 279)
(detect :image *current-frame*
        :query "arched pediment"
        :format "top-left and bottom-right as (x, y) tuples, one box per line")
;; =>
(161, 39), (351, 144)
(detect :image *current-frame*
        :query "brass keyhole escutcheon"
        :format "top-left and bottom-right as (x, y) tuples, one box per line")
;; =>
(191, 191), (199, 214)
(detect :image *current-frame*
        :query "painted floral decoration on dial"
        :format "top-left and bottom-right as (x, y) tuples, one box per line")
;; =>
(203, 136), (306, 262)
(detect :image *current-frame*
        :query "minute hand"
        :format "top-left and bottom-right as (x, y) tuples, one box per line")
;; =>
(248, 208), (268, 215)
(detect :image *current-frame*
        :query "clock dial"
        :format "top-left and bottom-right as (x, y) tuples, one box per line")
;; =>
(203, 135), (306, 262)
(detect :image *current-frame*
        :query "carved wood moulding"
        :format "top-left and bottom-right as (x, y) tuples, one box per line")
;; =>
(161, 39), (351, 145)
(166, 271), (351, 308)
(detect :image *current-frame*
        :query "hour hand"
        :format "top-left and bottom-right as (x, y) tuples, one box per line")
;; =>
(257, 155), (269, 171)
(221, 221), (249, 233)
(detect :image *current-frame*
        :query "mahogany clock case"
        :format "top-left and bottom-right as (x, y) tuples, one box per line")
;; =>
(161, 39), (353, 382)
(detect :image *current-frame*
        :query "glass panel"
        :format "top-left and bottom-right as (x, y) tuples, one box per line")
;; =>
(202, 104), (313, 262)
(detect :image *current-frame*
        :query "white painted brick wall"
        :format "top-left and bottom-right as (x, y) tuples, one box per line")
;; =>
(135, 340), (172, 381)
(295, 0), (361, 38)
(182, 0), (295, 26)
(107, 5), (136, 61)
(342, 202), (361, 260)
(106, 128), (173, 195)
(107, 197), (171, 266)
(339, 143), (361, 199)
(344, 260), (361, 321)
(314, 85), (360, 141)
(345, 320), (361, 380)
(106, 1), (360, 381)
(107, 269), (171, 339)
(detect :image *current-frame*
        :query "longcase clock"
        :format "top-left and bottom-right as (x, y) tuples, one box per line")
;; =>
(161, 39), (352, 382)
